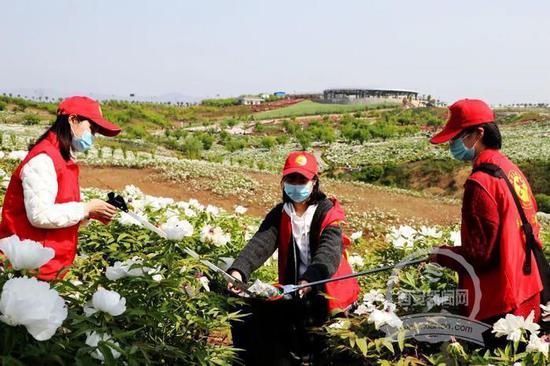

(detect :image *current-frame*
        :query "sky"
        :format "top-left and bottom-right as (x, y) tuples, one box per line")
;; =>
(1, 0), (549, 104)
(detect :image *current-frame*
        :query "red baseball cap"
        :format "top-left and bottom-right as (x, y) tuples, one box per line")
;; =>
(282, 151), (318, 180)
(57, 96), (121, 137)
(430, 99), (494, 145)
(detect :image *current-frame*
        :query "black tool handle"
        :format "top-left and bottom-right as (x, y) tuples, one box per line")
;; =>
(107, 192), (129, 212)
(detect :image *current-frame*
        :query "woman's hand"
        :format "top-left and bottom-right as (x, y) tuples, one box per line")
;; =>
(227, 270), (243, 294)
(298, 280), (311, 298)
(85, 199), (117, 224)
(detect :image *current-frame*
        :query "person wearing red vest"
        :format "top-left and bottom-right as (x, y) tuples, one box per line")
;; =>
(429, 99), (544, 324)
(227, 151), (360, 364)
(0, 96), (121, 280)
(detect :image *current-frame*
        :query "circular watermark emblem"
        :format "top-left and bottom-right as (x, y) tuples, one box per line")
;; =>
(381, 248), (491, 346)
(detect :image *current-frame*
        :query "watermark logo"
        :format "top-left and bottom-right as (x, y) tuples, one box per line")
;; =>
(382, 248), (491, 346)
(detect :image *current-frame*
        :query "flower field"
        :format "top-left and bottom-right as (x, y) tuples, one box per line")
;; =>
(1, 148), (549, 364)
(0, 107), (549, 364)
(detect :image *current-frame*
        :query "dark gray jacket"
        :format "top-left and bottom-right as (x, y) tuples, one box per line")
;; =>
(229, 198), (343, 285)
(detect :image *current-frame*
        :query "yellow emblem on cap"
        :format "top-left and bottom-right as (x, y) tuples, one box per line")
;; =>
(98, 105), (103, 117)
(508, 170), (532, 209)
(295, 155), (307, 166)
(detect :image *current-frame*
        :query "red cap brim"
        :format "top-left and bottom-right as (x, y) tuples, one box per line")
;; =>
(90, 117), (122, 137)
(282, 167), (316, 180)
(429, 125), (462, 145)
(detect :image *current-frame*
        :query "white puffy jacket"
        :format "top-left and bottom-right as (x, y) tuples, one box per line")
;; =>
(21, 153), (86, 229)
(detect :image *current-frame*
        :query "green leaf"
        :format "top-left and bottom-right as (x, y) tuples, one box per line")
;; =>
(356, 337), (368, 357)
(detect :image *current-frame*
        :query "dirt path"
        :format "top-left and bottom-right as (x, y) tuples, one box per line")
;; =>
(80, 165), (461, 225)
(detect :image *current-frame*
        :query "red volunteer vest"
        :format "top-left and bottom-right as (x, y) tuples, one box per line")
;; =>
(278, 198), (360, 312)
(0, 132), (81, 280)
(462, 149), (543, 320)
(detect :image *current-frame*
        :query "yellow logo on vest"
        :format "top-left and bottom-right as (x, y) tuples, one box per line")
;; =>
(508, 170), (532, 209)
(295, 155), (307, 166)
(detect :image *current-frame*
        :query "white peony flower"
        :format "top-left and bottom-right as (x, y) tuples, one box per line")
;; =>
(85, 288), (126, 317)
(0, 235), (55, 270)
(176, 201), (190, 210)
(368, 302), (403, 329)
(235, 205), (248, 215)
(363, 289), (386, 307)
(164, 208), (180, 220)
(353, 304), (370, 315)
(492, 311), (540, 341)
(160, 217), (194, 241)
(386, 225), (417, 249)
(188, 199), (204, 211)
(123, 184), (144, 200)
(526, 333), (550, 356)
(106, 257), (150, 281)
(129, 199), (146, 212)
(0, 277), (67, 341)
(347, 254), (365, 269)
(351, 231), (363, 241)
(419, 226), (442, 239)
(205, 205), (220, 216)
(183, 208), (197, 218)
(144, 195), (173, 211)
(85, 331), (121, 361)
(449, 231), (462, 247)
(8, 151), (28, 160)
(328, 320), (348, 329)
(200, 225), (231, 247)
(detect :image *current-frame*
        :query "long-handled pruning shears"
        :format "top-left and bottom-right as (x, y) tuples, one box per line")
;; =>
(269, 257), (428, 300)
(107, 192), (254, 296)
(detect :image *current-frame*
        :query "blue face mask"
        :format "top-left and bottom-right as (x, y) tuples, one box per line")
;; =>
(449, 136), (476, 161)
(72, 131), (94, 152)
(284, 182), (313, 203)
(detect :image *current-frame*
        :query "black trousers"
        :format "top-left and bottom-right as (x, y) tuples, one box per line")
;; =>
(230, 292), (328, 366)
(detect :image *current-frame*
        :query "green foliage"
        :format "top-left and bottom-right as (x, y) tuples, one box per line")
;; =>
(223, 136), (246, 152)
(295, 131), (313, 150)
(23, 114), (41, 125)
(124, 124), (149, 139)
(197, 133), (215, 150)
(0, 101), (6, 111)
(260, 136), (277, 149)
(179, 136), (204, 158)
(536, 193), (550, 213)
(201, 98), (240, 107)
(307, 120), (337, 143)
(341, 117), (418, 142)
(255, 100), (396, 120)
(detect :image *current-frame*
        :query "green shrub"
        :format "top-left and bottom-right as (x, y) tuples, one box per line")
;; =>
(0, 101), (6, 111)
(23, 114), (41, 125)
(125, 124), (149, 139)
(224, 137), (246, 152)
(353, 165), (385, 182)
(536, 193), (550, 213)
(295, 131), (312, 150)
(198, 133), (215, 150)
(276, 135), (289, 145)
(201, 98), (239, 107)
(179, 136), (203, 158)
(260, 136), (276, 149)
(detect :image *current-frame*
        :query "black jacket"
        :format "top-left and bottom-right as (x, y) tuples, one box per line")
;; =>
(229, 198), (343, 285)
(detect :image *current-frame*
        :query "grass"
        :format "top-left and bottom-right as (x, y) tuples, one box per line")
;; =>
(254, 100), (398, 120)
